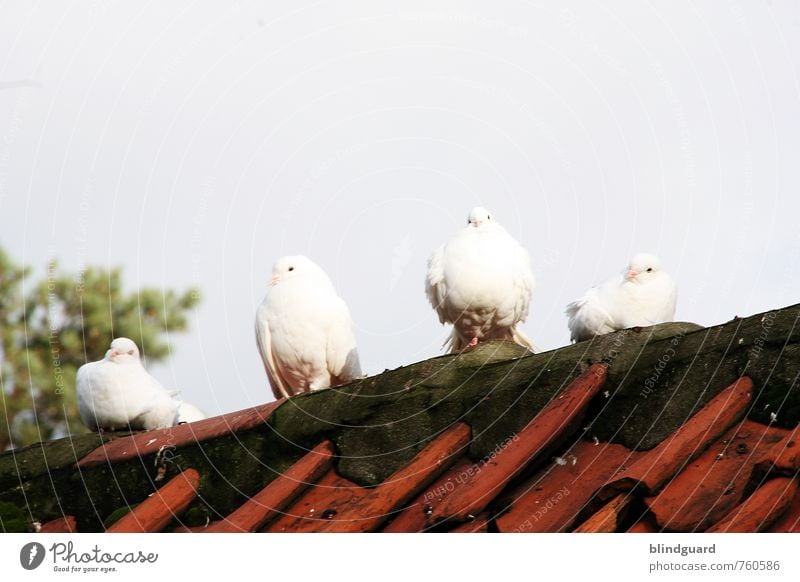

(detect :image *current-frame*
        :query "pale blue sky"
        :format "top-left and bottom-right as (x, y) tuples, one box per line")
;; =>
(1, 0), (799, 417)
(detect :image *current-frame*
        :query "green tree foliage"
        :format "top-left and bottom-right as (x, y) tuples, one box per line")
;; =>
(0, 246), (200, 451)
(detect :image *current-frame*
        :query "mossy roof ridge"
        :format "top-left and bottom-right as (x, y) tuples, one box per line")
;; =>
(1, 302), (798, 531)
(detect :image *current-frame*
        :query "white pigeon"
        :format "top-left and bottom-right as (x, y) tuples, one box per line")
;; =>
(176, 401), (207, 424)
(566, 252), (677, 342)
(425, 206), (536, 353)
(76, 337), (179, 431)
(255, 255), (362, 399)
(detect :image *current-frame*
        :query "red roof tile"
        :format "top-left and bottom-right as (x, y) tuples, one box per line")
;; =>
(203, 441), (335, 533)
(707, 477), (798, 533)
(574, 493), (631, 533)
(265, 469), (364, 532)
(39, 516), (77, 533)
(602, 377), (753, 499)
(78, 401), (284, 469)
(449, 514), (491, 533)
(768, 486), (800, 533)
(315, 423), (471, 533)
(645, 420), (785, 531)
(760, 425), (800, 473)
(107, 468), (200, 533)
(495, 440), (637, 533)
(382, 457), (477, 533)
(429, 364), (608, 524)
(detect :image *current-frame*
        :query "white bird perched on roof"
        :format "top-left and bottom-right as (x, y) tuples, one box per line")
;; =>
(255, 255), (362, 399)
(566, 252), (677, 342)
(425, 206), (537, 353)
(76, 337), (179, 431)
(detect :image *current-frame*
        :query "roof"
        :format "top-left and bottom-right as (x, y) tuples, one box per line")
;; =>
(2, 303), (799, 533)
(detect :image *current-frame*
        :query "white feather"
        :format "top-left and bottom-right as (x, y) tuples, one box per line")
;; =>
(425, 207), (536, 353)
(76, 338), (178, 431)
(176, 402), (207, 424)
(255, 255), (362, 398)
(566, 253), (677, 342)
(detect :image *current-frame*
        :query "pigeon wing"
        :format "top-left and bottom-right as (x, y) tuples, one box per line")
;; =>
(512, 243), (535, 324)
(425, 244), (449, 324)
(325, 298), (362, 386)
(255, 307), (293, 399)
(75, 363), (99, 430)
(566, 287), (617, 342)
(657, 277), (678, 322)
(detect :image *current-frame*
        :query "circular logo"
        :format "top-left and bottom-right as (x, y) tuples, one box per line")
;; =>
(19, 542), (46, 570)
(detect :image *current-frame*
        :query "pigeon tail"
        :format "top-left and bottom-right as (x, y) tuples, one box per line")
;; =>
(510, 326), (537, 353)
(444, 329), (467, 353)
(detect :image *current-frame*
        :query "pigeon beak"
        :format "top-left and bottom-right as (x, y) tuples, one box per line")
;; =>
(471, 220), (482, 228)
(625, 270), (638, 281)
(269, 275), (281, 287)
(109, 349), (120, 358)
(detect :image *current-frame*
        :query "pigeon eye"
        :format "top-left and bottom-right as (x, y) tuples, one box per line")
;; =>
(288, 266), (294, 272)
(646, 267), (653, 272)
(127, 349), (134, 355)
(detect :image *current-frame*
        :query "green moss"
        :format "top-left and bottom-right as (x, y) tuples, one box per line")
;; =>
(0, 501), (29, 532)
(181, 503), (213, 528)
(103, 505), (133, 529)
(0, 432), (114, 491)
(748, 343), (800, 426)
(588, 307), (800, 449)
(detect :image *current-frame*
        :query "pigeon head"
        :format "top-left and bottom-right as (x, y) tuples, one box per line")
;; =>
(467, 207), (494, 228)
(270, 255), (321, 287)
(625, 253), (662, 282)
(105, 337), (141, 363)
